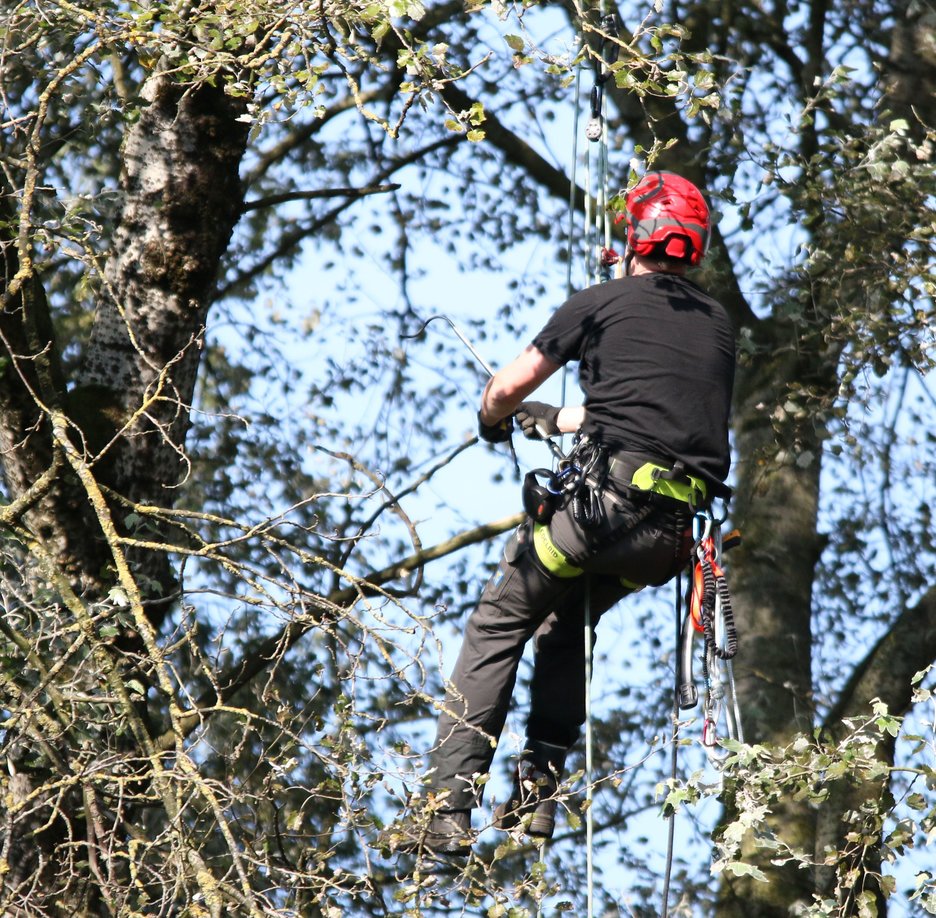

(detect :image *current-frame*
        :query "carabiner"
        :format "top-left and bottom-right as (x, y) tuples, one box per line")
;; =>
(692, 511), (713, 547)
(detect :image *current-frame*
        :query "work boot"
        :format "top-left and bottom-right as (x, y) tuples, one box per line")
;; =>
(493, 740), (568, 839)
(380, 808), (474, 857)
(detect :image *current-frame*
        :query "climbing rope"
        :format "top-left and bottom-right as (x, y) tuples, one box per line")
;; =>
(583, 578), (595, 918)
(559, 12), (743, 916)
(661, 572), (685, 918)
(575, 13), (619, 918)
(581, 12), (620, 288)
(684, 513), (742, 756)
(662, 513), (741, 917)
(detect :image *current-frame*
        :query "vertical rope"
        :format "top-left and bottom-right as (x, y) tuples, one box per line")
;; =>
(550, 32), (590, 918)
(566, 37), (583, 303)
(592, 96), (609, 286)
(583, 143), (594, 285)
(562, 36), (583, 415)
(661, 573), (684, 918)
(601, 116), (612, 256)
(583, 576), (595, 918)
(581, 9), (612, 913)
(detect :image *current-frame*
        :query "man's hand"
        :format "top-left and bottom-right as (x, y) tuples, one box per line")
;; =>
(515, 401), (561, 440)
(477, 412), (514, 444)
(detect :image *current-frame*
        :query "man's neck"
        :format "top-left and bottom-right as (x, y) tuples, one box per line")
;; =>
(628, 253), (687, 277)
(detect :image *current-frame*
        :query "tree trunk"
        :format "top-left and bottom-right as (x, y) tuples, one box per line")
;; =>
(715, 319), (829, 916)
(0, 65), (250, 914)
(78, 66), (249, 508)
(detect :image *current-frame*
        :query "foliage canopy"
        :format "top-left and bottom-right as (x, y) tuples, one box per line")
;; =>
(1, 0), (934, 916)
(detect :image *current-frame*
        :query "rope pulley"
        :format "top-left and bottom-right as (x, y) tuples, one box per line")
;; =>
(585, 13), (620, 142)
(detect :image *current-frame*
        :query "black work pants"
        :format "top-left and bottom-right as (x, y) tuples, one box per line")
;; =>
(427, 488), (693, 812)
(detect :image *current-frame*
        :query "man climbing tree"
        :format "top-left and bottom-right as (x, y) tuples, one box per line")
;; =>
(3, 0), (932, 912)
(386, 171), (736, 855)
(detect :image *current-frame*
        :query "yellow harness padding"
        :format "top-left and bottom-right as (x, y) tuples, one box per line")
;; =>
(532, 523), (583, 578)
(533, 523), (645, 589)
(630, 461), (707, 505)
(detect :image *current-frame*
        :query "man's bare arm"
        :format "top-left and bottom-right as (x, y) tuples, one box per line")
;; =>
(479, 345), (562, 424)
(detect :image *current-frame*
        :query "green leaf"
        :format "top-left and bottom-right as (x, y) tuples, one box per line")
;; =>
(857, 889), (879, 918)
(724, 861), (768, 882)
(107, 586), (130, 607)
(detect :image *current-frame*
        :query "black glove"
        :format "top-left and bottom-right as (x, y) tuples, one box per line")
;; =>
(515, 401), (561, 440)
(477, 411), (514, 444)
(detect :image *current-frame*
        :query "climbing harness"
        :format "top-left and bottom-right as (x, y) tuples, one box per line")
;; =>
(524, 438), (708, 578)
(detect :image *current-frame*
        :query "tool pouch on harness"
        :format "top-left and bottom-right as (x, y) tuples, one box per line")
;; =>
(522, 468), (564, 525)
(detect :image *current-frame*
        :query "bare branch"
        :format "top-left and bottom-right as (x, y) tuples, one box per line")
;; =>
(240, 182), (401, 212)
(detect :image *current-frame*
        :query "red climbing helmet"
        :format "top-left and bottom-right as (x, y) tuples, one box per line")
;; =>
(624, 171), (711, 266)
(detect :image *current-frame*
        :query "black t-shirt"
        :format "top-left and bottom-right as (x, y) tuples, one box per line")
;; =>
(531, 273), (735, 489)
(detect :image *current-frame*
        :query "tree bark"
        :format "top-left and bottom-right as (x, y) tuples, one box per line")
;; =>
(77, 66), (249, 510)
(0, 64), (250, 912)
(714, 318), (829, 916)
